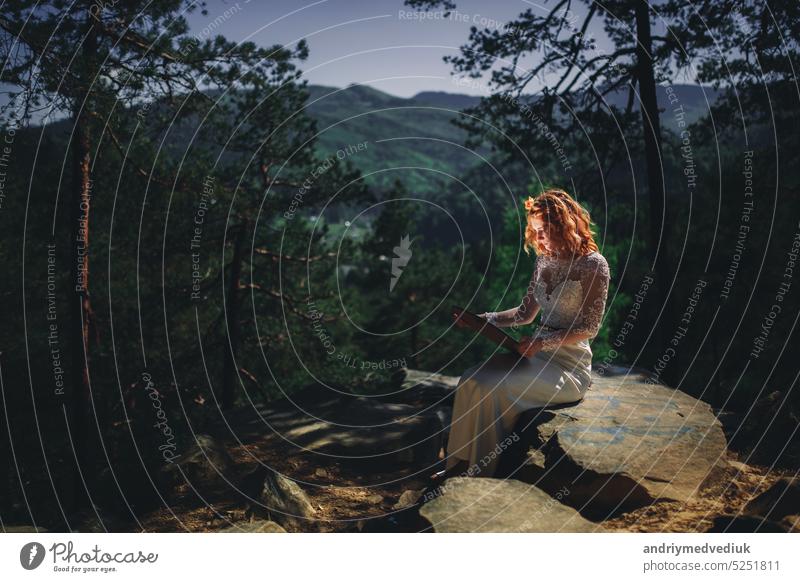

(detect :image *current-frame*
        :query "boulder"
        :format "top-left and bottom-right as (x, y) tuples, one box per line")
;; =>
(418, 477), (600, 532)
(245, 466), (318, 532)
(498, 370), (730, 518)
(217, 519), (287, 533)
(743, 477), (800, 521)
(393, 489), (423, 510)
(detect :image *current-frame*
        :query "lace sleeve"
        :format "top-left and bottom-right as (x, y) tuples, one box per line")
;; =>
(534, 253), (610, 351)
(484, 260), (541, 328)
(513, 260), (541, 327)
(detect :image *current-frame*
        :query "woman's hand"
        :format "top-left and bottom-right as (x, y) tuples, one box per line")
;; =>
(516, 335), (543, 358)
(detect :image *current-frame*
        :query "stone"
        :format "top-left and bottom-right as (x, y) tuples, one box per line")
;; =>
(505, 370), (729, 518)
(217, 519), (287, 533)
(247, 466), (318, 532)
(393, 489), (423, 509)
(743, 477), (800, 521)
(418, 477), (600, 532)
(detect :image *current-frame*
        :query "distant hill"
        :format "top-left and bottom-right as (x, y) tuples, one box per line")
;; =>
(18, 83), (719, 197)
(411, 83), (719, 128)
(306, 83), (719, 194)
(305, 84), (484, 195)
(411, 91), (483, 110)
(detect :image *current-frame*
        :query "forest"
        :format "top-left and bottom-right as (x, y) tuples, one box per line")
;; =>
(0, 0), (798, 533)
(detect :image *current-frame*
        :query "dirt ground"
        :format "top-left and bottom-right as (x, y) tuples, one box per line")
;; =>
(137, 431), (796, 533)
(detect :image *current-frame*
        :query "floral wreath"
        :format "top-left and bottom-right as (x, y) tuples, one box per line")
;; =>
(523, 196), (536, 212)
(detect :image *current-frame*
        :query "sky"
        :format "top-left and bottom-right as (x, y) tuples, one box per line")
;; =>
(1, 0), (687, 123)
(184, 0), (612, 98)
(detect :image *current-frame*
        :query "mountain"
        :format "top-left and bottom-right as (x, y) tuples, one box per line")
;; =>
(305, 83), (719, 194)
(305, 84), (484, 195)
(16, 83), (720, 197)
(411, 91), (483, 110)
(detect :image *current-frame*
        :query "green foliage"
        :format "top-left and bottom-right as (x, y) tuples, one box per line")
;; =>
(2, 0), (799, 527)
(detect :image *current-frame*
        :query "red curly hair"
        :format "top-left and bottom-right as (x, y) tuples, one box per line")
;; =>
(524, 188), (599, 257)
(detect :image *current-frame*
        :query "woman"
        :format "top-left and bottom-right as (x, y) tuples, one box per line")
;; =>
(440, 188), (610, 481)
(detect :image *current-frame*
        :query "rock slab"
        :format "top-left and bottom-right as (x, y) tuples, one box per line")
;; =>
(510, 370), (730, 516)
(217, 519), (287, 533)
(419, 477), (599, 532)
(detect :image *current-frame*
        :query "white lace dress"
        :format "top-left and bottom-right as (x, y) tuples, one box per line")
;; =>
(445, 251), (611, 477)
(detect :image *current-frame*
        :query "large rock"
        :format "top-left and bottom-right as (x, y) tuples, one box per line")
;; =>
(393, 489), (424, 510)
(505, 370), (730, 518)
(217, 519), (287, 533)
(244, 466), (318, 532)
(418, 477), (600, 532)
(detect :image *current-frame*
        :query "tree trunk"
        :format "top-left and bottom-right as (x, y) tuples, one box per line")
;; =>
(222, 220), (247, 409)
(68, 12), (97, 513)
(634, 0), (667, 354)
(69, 93), (94, 512)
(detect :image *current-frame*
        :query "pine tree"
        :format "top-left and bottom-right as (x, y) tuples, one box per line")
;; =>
(0, 0), (310, 513)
